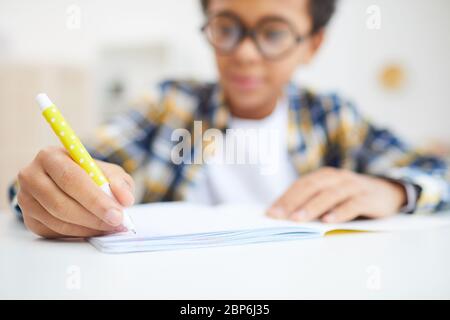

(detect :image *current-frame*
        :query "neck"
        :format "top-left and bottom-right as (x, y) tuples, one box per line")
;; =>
(228, 96), (281, 120)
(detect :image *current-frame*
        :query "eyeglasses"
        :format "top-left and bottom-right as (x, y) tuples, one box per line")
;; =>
(201, 13), (311, 60)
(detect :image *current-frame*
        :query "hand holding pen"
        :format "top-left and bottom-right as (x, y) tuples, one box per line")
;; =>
(15, 94), (136, 238)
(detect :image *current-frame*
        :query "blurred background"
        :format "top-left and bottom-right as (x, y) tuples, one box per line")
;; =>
(1, 0), (449, 209)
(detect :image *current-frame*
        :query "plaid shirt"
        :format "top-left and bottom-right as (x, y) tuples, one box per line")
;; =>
(9, 80), (450, 217)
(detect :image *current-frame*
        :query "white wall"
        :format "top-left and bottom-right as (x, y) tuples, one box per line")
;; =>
(0, 0), (215, 76)
(296, 0), (450, 144)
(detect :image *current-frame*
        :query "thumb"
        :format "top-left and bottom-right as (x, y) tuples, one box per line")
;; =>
(97, 161), (135, 207)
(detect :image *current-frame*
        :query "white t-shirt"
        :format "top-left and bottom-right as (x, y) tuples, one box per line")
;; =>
(186, 98), (298, 206)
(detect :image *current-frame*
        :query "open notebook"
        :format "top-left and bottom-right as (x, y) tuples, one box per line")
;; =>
(89, 202), (450, 254)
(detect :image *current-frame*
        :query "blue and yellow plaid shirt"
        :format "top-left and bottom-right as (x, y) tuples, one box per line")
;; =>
(9, 80), (450, 217)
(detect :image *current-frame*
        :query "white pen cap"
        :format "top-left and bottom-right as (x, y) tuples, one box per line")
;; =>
(36, 93), (54, 111)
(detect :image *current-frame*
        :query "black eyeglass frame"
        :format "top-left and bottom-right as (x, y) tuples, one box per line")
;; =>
(201, 12), (312, 60)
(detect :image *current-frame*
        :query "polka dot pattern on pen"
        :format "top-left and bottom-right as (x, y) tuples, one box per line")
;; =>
(42, 105), (108, 187)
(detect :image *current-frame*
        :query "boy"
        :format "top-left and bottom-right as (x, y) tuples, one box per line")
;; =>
(10, 0), (450, 238)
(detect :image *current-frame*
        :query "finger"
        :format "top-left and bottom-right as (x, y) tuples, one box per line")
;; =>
(322, 200), (362, 223)
(290, 182), (362, 222)
(99, 161), (135, 192)
(19, 192), (63, 238)
(23, 215), (62, 239)
(268, 168), (344, 219)
(21, 168), (119, 232)
(99, 161), (135, 207)
(20, 191), (118, 238)
(38, 149), (124, 226)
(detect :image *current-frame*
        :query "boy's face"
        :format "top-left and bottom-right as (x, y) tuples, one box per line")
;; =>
(207, 0), (324, 118)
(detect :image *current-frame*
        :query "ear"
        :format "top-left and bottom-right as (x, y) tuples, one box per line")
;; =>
(299, 29), (325, 65)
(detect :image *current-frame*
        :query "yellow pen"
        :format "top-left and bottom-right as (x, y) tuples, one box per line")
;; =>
(36, 93), (136, 234)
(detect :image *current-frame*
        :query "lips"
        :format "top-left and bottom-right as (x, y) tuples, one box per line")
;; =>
(228, 74), (264, 91)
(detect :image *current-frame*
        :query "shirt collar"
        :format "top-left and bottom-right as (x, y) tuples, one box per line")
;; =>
(207, 82), (303, 131)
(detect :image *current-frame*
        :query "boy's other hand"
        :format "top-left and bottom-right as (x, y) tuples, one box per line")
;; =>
(267, 167), (406, 223)
(17, 146), (135, 238)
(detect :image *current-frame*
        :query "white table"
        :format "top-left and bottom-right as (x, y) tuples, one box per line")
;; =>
(1, 209), (450, 299)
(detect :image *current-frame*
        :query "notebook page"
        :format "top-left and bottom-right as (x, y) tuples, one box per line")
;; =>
(302, 212), (450, 234)
(89, 203), (450, 254)
(93, 202), (318, 243)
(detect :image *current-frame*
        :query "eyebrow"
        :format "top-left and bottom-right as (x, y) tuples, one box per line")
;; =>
(207, 9), (295, 26)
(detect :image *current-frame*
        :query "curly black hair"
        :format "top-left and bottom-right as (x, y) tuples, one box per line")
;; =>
(200, 0), (337, 33)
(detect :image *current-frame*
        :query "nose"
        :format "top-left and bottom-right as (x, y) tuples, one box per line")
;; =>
(232, 36), (263, 63)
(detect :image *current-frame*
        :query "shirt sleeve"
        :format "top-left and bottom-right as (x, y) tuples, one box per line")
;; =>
(324, 94), (450, 214)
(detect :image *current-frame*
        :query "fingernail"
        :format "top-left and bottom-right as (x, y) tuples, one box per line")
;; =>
(105, 209), (123, 226)
(123, 179), (134, 193)
(292, 210), (308, 221)
(114, 225), (128, 233)
(268, 207), (286, 219)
